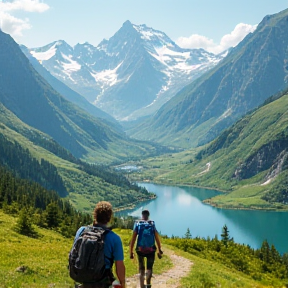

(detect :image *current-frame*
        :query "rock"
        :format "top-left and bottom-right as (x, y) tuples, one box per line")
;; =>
(15, 265), (27, 273)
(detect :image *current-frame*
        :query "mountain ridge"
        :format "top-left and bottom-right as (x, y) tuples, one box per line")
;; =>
(0, 29), (170, 162)
(28, 21), (225, 120)
(139, 90), (288, 210)
(20, 44), (120, 128)
(129, 8), (288, 147)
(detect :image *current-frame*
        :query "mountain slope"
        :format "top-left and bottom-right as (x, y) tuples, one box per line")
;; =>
(130, 9), (288, 148)
(152, 90), (288, 209)
(0, 30), (167, 162)
(0, 132), (67, 197)
(29, 21), (224, 120)
(0, 109), (154, 212)
(20, 44), (120, 128)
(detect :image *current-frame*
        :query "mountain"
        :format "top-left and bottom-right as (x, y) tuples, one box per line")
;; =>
(151, 89), (288, 209)
(0, 103), (154, 212)
(20, 44), (120, 128)
(28, 21), (225, 120)
(0, 29), (169, 162)
(129, 9), (288, 148)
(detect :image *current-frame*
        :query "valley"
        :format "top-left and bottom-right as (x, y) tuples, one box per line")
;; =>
(1, 8), (288, 213)
(1, 4), (288, 287)
(117, 86), (288, 211)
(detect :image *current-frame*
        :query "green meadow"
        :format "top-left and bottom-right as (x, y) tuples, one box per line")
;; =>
(0, 211), (171, 288)
(1, 211), (287, 288)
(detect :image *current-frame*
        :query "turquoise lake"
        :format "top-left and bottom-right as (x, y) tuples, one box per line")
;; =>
(117, 183), (288, 254)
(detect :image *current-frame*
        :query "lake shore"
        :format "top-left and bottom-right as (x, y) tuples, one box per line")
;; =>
(117, 182), (288, 254)
(203, 198), (288, 212)
(137, 180), (288, 212)
(113, 193), (156, 212)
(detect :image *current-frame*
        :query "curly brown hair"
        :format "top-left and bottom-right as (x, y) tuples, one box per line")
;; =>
(93, 201), (113, 224)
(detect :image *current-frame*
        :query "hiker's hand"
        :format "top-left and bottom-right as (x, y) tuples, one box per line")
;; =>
(157, 249), (163, 259)
(130, 253), (134, 259)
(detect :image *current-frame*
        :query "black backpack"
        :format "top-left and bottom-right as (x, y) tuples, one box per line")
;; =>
(68, 225), (110, 283)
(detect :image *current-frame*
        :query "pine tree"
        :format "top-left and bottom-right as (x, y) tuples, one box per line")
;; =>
(45, 202), (60, 228)
(184, 228), (192, 239)
(221, 224), (230, 247)
(15, 209), (37, 237)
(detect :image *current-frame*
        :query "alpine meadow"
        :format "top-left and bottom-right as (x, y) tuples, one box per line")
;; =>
(0, 2), (288, 288)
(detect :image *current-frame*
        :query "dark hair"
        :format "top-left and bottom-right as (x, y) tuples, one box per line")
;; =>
(93, 201), (113, 224)
(142, 210), (150, 219)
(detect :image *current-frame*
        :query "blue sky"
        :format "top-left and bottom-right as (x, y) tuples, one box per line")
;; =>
(0, 0), (287, 53)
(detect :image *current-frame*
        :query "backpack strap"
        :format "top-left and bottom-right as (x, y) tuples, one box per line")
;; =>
(92, 225), (114, 268)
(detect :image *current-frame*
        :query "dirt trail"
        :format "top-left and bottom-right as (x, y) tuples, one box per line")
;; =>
(126, 248), (193, 288)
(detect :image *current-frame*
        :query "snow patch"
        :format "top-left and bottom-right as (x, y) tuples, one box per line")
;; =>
(140, 30), (154, 40)
(91, 61), (122, 86)
(30, 44), (57, 61)
(149, 47), (204, 73)
(61, 53), (81, 72)
(155, 46), (190, 58)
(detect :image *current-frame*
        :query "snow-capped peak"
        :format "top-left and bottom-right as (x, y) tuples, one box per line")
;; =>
(28, 20), (227, 121)
(132, 23), (178, 49)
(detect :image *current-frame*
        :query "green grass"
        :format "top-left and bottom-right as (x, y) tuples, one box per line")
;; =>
(0, 122), (154, 212)
(124, 94), (288, 211)
(162, 242), (286, 288)
(178, 254), (272, 288)
(0, 211), (172, 288)
(1, 211), (286, 288)
(0, 211), (73, 288)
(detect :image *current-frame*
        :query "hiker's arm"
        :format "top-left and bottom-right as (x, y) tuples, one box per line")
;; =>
(155, 230), (162, 252)
(115, 260), (126, 288)
(129, 231), (137, 256)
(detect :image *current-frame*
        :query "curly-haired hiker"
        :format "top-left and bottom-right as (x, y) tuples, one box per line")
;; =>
(70, 201), (126, 288)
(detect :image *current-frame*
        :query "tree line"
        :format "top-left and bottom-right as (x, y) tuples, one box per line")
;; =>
(0, 164), (92, 237)
(0, 132), (150, 200)
(0, 134), (67, 196)
(163, 225), (288, 284)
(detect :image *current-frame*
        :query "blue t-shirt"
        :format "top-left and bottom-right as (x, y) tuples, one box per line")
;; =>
(73, 226), (124, 269)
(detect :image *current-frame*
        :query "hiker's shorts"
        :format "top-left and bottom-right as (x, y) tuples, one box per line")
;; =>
(136, 251), (155, 270)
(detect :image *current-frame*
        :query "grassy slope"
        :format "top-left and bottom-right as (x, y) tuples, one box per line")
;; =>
(0, 101), (165, 165)
(131, 9), (288, 149)
(0, 211), (278, 288)
(162, 244), (280, 288)
(0, 211), (171, 288)
(125, 94), (288, 210)
(0, 122), (152, 213)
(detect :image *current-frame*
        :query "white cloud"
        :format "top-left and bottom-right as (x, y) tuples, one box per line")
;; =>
(176, 34), (215, 51)
(0, 0), (49, 13)
(176, 23), (257, 54)
(219, 23), (257, 52)
(0, 12), (31, 36)
(0, 0), (49, 37)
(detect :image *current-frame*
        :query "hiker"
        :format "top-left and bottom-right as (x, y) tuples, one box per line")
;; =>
(70, 201), (126, 288)
(129, 210), (163, 288)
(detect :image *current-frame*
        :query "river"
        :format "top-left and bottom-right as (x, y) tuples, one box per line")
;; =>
(116, 182), (288, 254)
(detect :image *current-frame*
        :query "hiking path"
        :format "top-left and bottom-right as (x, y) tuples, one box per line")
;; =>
(126, 248), (193, 288)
